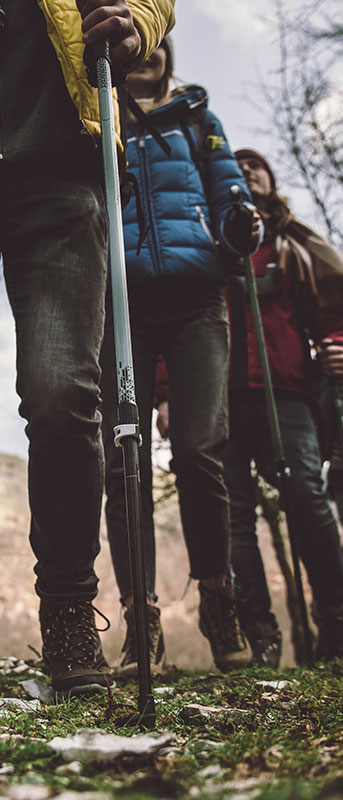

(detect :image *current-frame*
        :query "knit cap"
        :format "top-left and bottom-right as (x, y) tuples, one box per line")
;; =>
(234, 149), (276, 190)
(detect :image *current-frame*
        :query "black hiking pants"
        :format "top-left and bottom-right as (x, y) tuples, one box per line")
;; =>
(223, 392), (343, 626)
(100, 278), (230, 601)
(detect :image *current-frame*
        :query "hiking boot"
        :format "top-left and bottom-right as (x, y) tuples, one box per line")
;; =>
(119, 604), (166, 678)
(198, 583), (251, 670)
(313, 603), (343, 661)
(244, 618), (282, 668)
(39, 600), (115, 697)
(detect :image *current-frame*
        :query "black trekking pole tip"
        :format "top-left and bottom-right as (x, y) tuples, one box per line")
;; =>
(119, 694), (156, 730)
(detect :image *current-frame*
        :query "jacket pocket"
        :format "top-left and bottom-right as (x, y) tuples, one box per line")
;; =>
(195, 205), (216, 246)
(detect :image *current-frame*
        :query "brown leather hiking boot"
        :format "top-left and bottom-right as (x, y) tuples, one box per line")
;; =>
(199, 583), (251, 670)
(118, 604), (166, 678)
(244, 618), (282, 668)
(40, 600), (115, 697)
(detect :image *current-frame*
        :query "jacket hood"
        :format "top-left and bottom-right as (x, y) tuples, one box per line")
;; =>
(138, 83), (209, 121)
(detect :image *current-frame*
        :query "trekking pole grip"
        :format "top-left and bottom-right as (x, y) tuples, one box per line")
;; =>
(84, 39), (126, 88)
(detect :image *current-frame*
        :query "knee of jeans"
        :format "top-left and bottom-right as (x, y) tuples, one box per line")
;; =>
(290, 473), (324, 508)
(20, 369), (101, 438)
(172, 446), (221, 483)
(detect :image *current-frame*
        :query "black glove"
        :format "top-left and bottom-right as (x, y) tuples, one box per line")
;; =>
(223, 203), (255, 256)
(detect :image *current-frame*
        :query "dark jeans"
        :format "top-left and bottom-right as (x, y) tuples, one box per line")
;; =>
(222, 392), (343, 626)
(101, 279), (230, 601)
(0, 164), (107, 602)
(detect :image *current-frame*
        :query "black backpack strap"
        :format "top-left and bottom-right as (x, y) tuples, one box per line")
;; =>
(121, 171), (150, 255)
(181, 105), (211, 198)
(181, 104), (225, 202)
(127, 94), (171, 157)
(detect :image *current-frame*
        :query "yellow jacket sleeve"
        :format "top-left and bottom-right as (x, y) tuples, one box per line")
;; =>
(38, 0), (175, 147)
(129, 0), (175, 60)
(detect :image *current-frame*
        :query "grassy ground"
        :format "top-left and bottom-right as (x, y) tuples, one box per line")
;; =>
(1, 658), (343, 799)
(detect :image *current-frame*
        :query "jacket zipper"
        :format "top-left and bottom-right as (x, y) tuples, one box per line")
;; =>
(139, 136), (160, 273)
(195, 205), (215, 245)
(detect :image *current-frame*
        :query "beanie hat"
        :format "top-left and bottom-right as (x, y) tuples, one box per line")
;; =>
(234, 149), (276, 190)
(160, 36), (174, 78)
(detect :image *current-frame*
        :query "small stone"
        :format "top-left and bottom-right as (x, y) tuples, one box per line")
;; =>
(154, 686), (174, 696)
(0, 658), (18, 668)
(198, 765), (222, 779)
(13, 664), (30, 675)
(156, 747), (182, 761)
(28, 670), (45, 679)
(255, 680), (298, 691)
(0, 698), (40, 715)
(48, 729), (173, 765)
(0, 765), (14, 775)
(181, 703), (255, 727)
(188, 739), (223, 754)
(20, 679), (53, 704)
(8, 786), (51, 800)
(55, 762), (83, 776)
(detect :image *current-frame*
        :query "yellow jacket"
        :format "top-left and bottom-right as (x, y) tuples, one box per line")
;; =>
(37, 0), (175, 150)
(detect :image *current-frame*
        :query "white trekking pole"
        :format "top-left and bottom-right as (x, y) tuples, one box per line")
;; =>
(90, 40), (155, 728)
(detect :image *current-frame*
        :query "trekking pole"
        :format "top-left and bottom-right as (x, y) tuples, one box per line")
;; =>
(91, 40), (155, 728)
(229, 185), (313, 662)
(321, 340), (343, 460)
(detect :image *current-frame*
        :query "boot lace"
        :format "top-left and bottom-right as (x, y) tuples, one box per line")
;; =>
(200, 585), (245, 652)
(42, 602), (109, 668)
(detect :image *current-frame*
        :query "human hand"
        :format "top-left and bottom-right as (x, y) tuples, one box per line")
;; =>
(223, 202), (261, 255)
(77, 0), (142, 72)
(156, 401), (169, 439)
(318, 340), (343, 378)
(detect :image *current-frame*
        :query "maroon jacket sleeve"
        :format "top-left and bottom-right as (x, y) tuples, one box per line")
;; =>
(317, 308), (343, 344)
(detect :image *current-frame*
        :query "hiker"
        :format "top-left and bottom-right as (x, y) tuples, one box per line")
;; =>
(100, 39), (261, 675)
(0, 0), (174, 697)
(221, 149), (343, 665)
(156, 150), (343, 666)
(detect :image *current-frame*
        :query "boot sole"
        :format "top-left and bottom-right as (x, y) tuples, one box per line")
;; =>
(199, 618), (252, 670)
(53, 679), (116, 700)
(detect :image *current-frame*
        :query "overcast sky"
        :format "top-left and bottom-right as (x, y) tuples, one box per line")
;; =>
(0, 0), (330, 458)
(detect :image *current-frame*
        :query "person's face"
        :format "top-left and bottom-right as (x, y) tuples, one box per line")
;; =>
(238, 157), (272, 200)
(127, 46), (167, 98)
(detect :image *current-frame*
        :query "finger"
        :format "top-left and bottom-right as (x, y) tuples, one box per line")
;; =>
(82, 10), (128, 38)
(77, 0), (128, 19)
(110, 34), (141, 66)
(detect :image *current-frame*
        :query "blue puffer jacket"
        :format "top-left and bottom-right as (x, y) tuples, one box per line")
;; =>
(123, 84), (250, 286)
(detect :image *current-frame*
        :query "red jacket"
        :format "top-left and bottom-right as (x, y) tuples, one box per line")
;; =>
(227, 241), (307, 394)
